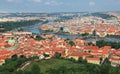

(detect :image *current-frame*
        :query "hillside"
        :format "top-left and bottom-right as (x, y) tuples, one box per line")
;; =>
(23, 58), (119, 74)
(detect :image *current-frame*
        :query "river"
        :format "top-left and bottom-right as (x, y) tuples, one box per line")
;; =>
(23, 22), (120, 43)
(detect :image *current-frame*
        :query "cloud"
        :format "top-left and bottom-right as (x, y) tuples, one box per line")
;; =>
(6, 0), (22, 3)
(45, 2), (50, 5)
(6, 0), (41, 3)
(45, 0), (63, 6)
(6, 0), (15, 2)
(33, 0), (41, 3)
(89, 1), (95, 6)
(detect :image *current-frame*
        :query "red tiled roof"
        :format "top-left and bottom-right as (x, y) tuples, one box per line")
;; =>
(102, 46), (111, 49)
(69, 52), (91, 57)
(0, 50), (9, 55)
(110, 57), (120, 61)
(84, 46), (99, 50)
(102, 51), (109, 55)
(86, 57), (100, 61)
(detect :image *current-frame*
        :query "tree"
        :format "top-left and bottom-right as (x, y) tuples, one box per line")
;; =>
(60, 27), (64, 31)
(68, 57), (76, 63)
(0, 70), (11, 74)
(92, 30), (96, 36)
(43, 53), (49, 57)
(78, 57), (87, 63)
(31, 64), (41, 74)
(24, 70), (32, 74)
(20, 55), (26, 59)
(54, 52), (61, 58)
(35, 35), (45, 40)
(96, 40), (120, 49)
(28, 56), (39, 61)
(5, 63), (16, 72)
(81, 32), (89, 36)
(100, 57), (103, 64)
(11, 54), (18, 61)
(88, 42), (95, 46)
(5, 58), (13, 64)
(0, 20), (41, 32)
(14, 70), (23, 74)
(100, 64), (110, 74)
(58, 66), (67, 74)
(69, 41), (75, 46)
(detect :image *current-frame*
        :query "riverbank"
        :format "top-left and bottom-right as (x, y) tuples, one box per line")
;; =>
(22, 21), (120, 43)
(0, 20), (43, 32)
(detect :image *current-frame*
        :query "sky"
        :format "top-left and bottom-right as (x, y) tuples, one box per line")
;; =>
(0, 0), (120, 12)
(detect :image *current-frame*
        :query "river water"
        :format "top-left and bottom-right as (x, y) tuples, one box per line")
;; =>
(23, 22), (120, 43)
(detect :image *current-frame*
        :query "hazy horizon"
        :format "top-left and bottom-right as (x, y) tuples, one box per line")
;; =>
(0, 0), (120, 13)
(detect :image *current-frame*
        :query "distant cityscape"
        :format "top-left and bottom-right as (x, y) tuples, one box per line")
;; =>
(0, 12), (120, 74)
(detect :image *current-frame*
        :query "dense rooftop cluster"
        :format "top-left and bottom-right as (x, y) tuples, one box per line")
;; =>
(0, 32), (120, 67)
(0, 17), (40, 22)
(40, 16), (120, 37)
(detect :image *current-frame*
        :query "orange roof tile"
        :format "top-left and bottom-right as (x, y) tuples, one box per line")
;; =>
(84, 46), (99, 50)
(0, 50), (9, 55)
(69, 52), (91, 57)
(86, 57), (100, 61)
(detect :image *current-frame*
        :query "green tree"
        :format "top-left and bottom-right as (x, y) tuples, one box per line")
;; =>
(12, 54), (18, 61)
(92, 30), (96, 36)
(0, 20), (42, 32)
(46, 68), (57, 74)
(24, 70), (32, 74)
(58, 66), (67, 74)
(43, 53), (49, 57)
(69, 41), (75, 46)
(81, 32), (89, 36)
(28, 56), (39, 61)
(100, 64), (110, 74)
(31, 64), (41, 74)
(14, 70), (23, 74)
(35, 35), (45, 40)
(78, 57), (87, 63)
(68, 57), (76, 63)
(54, 52), (61, 58)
